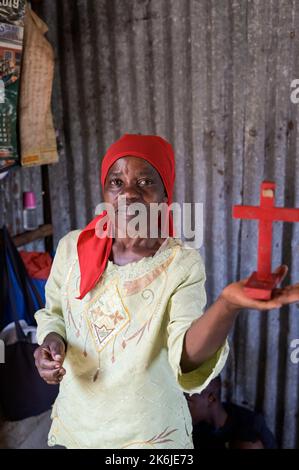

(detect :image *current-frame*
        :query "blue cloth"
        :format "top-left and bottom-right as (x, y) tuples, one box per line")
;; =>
(2, 254), (47, 329)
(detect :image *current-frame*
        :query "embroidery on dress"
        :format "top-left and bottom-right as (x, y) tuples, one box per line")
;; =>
(63, 258), (81, 337)
(84, 282), (130, 353)
(122, 249), (177, 296)
(121, 427), (178, 449)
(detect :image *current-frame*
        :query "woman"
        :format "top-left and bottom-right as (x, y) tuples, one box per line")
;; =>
(34, 134), (299, 449)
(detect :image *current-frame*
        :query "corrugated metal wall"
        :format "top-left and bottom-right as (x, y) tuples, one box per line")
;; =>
(1, 0), (299, 448)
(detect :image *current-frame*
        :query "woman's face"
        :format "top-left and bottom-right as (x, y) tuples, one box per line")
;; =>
(103, 156), (168, 206)
(103, 156), (168, 236)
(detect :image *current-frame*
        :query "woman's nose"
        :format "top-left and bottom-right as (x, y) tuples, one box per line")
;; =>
(120, 183), (141, 200)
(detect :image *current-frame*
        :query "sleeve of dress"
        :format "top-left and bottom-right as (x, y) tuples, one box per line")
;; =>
(34, 237), (67, 345)
(166, 250), (229, 394)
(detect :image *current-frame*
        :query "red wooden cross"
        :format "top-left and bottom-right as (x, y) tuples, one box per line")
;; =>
(233, 181), (299, 300)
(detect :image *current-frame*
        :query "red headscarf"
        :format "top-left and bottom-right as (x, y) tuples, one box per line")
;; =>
(76, 134), (176, 300)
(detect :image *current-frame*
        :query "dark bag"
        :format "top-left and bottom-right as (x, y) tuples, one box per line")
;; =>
(0, 226), (59, 421)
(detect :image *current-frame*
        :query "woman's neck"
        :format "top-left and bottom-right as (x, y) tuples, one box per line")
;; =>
(109, 237), (167, 266)
(113, 236), (164, 251)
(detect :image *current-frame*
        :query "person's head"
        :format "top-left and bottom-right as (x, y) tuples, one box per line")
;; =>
(100, 134), (175, 238)
(103, 155), (168, 207)
(185, 376), (222, 425)
(77, 134), (176, 300)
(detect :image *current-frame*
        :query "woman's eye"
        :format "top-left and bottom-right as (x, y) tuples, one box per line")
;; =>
(110, 179), (122, 187)
(109, 178), (153, 188)
(138, 179), (153, 186)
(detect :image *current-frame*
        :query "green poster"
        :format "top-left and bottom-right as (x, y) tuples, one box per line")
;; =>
(0, 0), (25, 173)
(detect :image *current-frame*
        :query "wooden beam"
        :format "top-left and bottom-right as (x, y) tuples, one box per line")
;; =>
(12, 224), (53, 248)
(41, 165), (54, 253)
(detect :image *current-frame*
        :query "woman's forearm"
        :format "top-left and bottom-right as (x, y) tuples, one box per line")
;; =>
(180, 296), (240, 373)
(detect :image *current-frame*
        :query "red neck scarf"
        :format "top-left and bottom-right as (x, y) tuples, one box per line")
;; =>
(76, 134), (176, 300)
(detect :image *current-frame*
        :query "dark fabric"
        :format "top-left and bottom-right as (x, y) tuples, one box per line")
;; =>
(192, 402), (277, 449)
(0, 226), (59, 421)
(0, 342), (59, 421)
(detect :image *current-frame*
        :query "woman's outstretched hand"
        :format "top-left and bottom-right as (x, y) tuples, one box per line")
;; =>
(220, 265), (299, 311)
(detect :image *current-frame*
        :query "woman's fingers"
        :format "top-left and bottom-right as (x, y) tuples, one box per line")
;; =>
(40, 367), (65, 380)
(251, 300), (282, 311)
(44, 375), (64, 385)
(40, 360), (61, 370)
(40, 367), (66, 384)
(39, 357), (61, 370)
(34, 345), (66, 384)
(273, 265), (288, 283)
(274, 289), (299, 305)
(239, 277), (250, 286)
(34, 347), (60, 369)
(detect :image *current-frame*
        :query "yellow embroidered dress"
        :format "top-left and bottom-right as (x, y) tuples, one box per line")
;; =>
(35, 230), (229, 449)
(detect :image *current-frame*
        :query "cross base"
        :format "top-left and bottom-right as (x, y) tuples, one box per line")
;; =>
(244, 270), (285, 300)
